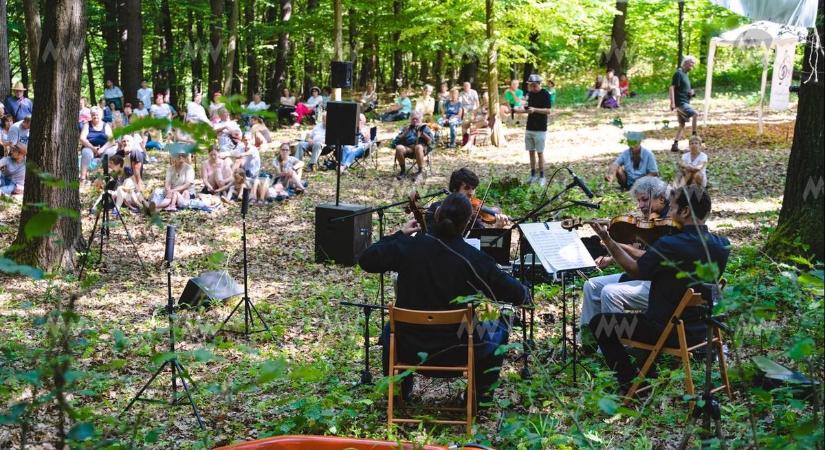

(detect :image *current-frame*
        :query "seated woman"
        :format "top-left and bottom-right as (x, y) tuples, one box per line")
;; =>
(675, 135), (708, 188)
(202, 146), (233, 195)
(154, 152), (195, 212)
(293, 87), (324, 126)
(79, 108), (116, 182)
(223, 167), (249, 203)
(462, 92), (490, 151)
(586, 75), (606, 103)
(339, 114), (371, 174)
(413, 85), (435, 120)
(272, 142), (305, 194)
(619, 73), (630, 97)
(209, 92), (225, 122)
(436, 82), (450, 116)
(277, 88), (297, 125)
(500, 79), (525, 118)
(250, 116), (274, 150)
(380, 89), (412, 122)
(437, 88), (464, 148)
(360, 82), (378, 113)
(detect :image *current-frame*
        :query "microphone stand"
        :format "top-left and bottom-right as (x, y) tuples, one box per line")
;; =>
(123, 226), (204, 430)
(213, 189), (274, 340)
(339, 301), (388, 385)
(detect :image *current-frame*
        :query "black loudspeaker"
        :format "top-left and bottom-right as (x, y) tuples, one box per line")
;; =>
(326, 101), (359, 146)
(331, 61), (353, 89)
(178, 271), (244, 307)
(315, 203), (373, 266)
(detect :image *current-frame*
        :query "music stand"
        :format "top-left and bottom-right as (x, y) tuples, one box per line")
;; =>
(518, 222), (596, 383)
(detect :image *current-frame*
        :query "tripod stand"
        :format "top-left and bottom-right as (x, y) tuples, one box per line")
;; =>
(123, 225), (204, 430)
(678, 285), (730, 450)
(340, 301), (388, 385)
(78, 155), (145, 280)
(213, 188), (274, 340)
(551, 270), (590, 383)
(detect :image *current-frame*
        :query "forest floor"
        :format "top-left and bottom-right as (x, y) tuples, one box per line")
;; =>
(0, 91), (801, 449)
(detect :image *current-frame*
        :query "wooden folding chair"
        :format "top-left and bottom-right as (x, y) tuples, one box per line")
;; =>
(622, 287), (732, 401)
(387, 304), (475, 435)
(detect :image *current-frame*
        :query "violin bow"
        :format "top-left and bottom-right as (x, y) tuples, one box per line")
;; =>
(464, 179), (493, 238)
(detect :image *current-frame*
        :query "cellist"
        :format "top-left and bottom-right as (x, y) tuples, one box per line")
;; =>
(424, 167), (509, 231)
(579, 175), (672, 337)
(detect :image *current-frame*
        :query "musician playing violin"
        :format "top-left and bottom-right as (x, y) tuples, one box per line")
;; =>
(580, 176), (670, 331)
(359, 193), (529, 403)
(425, 167), (509, 231)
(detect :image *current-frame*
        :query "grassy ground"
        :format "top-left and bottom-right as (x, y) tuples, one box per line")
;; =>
(0, 90), (811, 449)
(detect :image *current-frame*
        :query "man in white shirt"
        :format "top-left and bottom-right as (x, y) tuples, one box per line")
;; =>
(296, 113), (326, 171)
(186, 92), (211, 125)
(8, 116), (32, 152)
(137, 80), (153, 111)
(459, 82), (480, 118)
(104, 80), (125, 111)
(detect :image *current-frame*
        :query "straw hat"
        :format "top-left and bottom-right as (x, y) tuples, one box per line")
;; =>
(12, 81), (26, 92)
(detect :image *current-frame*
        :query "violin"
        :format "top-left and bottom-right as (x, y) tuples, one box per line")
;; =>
(561, 215), (682, 245)
(470, 196), (499, 225)
(405, 190), (429, 233)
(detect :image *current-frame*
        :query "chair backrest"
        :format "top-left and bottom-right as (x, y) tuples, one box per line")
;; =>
(369, 126), (377, 141)
(389, 304), (473, 335)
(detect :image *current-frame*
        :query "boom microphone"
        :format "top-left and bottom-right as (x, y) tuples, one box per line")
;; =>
(567, 167), (594, 198)
(571, 200), (600, 209)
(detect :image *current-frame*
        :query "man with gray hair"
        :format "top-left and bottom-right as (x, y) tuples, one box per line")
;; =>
(579, 175), (671, 332)
(669, 55), (698, 152)
(392, 111), (434, 180)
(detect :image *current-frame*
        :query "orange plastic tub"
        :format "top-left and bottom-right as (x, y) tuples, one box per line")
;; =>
(214, 435), (491, 450)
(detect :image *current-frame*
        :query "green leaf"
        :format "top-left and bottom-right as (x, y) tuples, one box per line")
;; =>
(597, 396), (618, 415)
(67, 422), (95, 441)
(24, 210), (59, 239)
(786, 337), (814, 361)
(0, 257), (44, 279)
(798, 271), (824, 292)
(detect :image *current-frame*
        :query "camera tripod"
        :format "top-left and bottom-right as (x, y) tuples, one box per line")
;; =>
(78, 158), (145, 280)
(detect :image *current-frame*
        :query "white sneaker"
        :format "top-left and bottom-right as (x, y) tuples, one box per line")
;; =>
(538, 176), (547, 187)
(527, 174), (537, 184)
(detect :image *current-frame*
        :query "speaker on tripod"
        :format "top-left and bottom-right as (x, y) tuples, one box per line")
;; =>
(331, 61), (353, 89)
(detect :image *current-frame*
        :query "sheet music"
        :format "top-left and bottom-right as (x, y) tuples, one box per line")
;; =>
(519, 222), (596, 274)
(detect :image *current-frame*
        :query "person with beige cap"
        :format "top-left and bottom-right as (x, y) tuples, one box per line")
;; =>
(4, 82), (34, 122)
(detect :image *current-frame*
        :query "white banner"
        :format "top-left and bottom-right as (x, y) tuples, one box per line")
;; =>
(770, 42), (796, 111)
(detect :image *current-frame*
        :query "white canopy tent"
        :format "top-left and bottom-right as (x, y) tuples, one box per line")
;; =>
(703, 21), (807, 133)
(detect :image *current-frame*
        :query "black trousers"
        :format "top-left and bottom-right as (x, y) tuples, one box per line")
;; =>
(589, 313), (703, 388)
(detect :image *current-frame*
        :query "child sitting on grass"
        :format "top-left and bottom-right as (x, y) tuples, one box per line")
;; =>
(675, 135), (708, 188)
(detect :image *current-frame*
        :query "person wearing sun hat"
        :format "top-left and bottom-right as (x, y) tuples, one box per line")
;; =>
(5, 81), (34, 122)
(605, 131), (659, 190)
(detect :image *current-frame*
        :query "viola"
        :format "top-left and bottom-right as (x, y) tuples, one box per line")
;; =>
(560, 214), (682, 245)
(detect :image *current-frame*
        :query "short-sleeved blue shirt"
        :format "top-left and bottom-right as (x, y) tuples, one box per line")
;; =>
(614, 147), (658, 187)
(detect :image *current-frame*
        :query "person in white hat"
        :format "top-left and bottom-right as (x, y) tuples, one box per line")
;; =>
(4, 82), (34, 122)
(518, 74), (552, 186)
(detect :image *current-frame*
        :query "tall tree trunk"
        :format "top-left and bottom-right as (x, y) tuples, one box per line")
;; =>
(9, 0), (85, 271)
(486, 0), (502, 147)
(272, 0), (291, 99)
(677, 0), (685, 67)
(84, 41), (96, 103)
(771, 0), (825, 260)
(522, 32), (538, 86)
(302, 0), (318, 97)
(19, 36), (29, 90)
(391, 0), (402, 89)
(0, 0), (11, 98)
(245, 0), (258, 98)
(348, 7), (357, 86)
(419, 56), (429, 84)
(333, 0), (343, 61)
(606, 0), (628, 72)
(119, 0), (142, 106)
(222, 0), (238, 94)
(459, 54), (478, 84)
(101, 0), (119, 85)
(190, 7), (204, 94)
(158, 0), (177, 107)
(232, 38), (241, 94)
(23, 0), (41, 88)
(433, 49), (443, 89)
(208, 0), (224, 96)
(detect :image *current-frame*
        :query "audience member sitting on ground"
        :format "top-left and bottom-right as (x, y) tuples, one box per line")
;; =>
(436, 82), (450, 115)
(98, 99), (113, 123)
(78, 97), (92, 129)
(393, 111), (434, 180)
(185, 92), (211, 125)
(414, 85), (435, 119)
(278, 88), (297, 125)
(603, 69), (621, 107)
(339, 114), (371, 174)
(202, 146), (233, 195)
(223, 167), (248, 202)
(586, 75), (606, 103)
(213, 108), (242, 153)
(438, 88), (464, 148)
(209, 92), (225, 121)
(619, 73), (632, 97)
(547, 80), (557, 107)
(0, 145), (26, 196)
(675, 135), (708, 188)
(154, 152), (195, 211)
(360, 82), (378, 113)
(321, 86), (332, 109)
(79, 109), (115, 183)
(5, 82), (33, 122)
(272, 142), (306, 196)
(502, 79), (525, 118)
(293, 87), (324, 126)
(133, 101), (149, 119)
(250, 116), (274, 149)
(0, 114), (13, 155)
(295, 112), (327, 172)
(605, 131), (659, 190)
(459, 82), (480, 125)
(380, 89), (413, 122)
(462, 92), (490, 151)
(8, 115), (31, 154)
